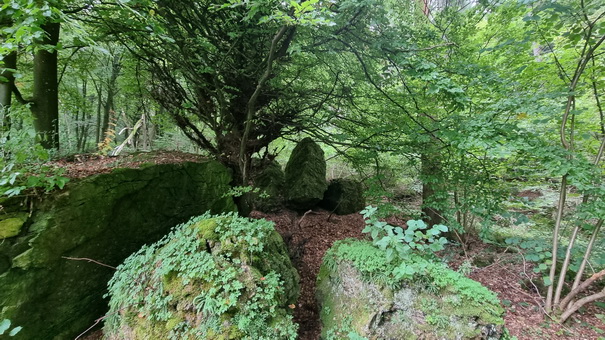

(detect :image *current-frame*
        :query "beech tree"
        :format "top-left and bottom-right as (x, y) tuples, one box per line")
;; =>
(0, 1), (64, 149)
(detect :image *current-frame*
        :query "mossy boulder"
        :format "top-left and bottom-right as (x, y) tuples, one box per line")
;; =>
(320, 178), (365, 215)
(317, 239), (504, 340)
(0, 161), (235, 340)
(104, 212), (299, 340)
(284, 138), (328, 210)
(252, 160), (285, 213)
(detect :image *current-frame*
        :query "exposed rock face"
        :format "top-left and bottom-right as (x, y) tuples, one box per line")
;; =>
(104, 213), (299, 340)
(284, 138), (328, 210)
(0, 161), (235, 340)
(252, 160), (286, 213)
(317, 240), (505, 340)
(320, 178), (365, 215)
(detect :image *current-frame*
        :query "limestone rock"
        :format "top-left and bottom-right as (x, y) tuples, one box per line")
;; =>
(320, 178), (365, 215)
(317, 239), (505, 340)
(252, 160), (285, 213)
(104, 213), (299, 340)
(284, 138), (327, 210)
(0, 161), (235, 340)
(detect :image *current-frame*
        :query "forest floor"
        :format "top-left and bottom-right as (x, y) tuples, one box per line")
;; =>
(67, 152), (605, 340)
(253, 208), (605, 340)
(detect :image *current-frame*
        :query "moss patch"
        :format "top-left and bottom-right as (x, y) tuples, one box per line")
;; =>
(0, 213), (28, 239)
(284, 138), (327, 210)
(252, 160), (285, 213)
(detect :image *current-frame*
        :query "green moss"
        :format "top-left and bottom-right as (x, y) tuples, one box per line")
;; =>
(165, 317), (183, 330)
(11, 249), (33, 269)
(194, 219), (219, 240)
(0, 213), (28, 239)
(317, 239), (504, 339)
(252, 160), (285, 213)
(284, 138), (328, 210)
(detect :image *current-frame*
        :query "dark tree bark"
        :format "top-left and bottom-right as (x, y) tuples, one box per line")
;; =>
(31, 22), (61, 149)
(101, 53), (121, 139)
(0, 51), (16, 133)
(421, 151), (444, 226)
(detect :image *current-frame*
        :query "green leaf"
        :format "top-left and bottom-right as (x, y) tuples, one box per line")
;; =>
(0, 319), (11, 335)
(9, 326), (22, 336)
(434, 224), (448, 232)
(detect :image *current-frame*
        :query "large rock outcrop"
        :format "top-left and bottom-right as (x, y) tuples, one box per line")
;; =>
(284, 138), (327, 210)
(104, 212), (299, 340)
(0, 161), (235, 340)
(317, 239), (505, 339)
(320, 178), (365, 215)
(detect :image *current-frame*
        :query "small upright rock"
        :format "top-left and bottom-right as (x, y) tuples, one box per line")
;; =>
(284, 138), (328, 210)
(252, 160), (285, 212)
(320, 178), (365, 215)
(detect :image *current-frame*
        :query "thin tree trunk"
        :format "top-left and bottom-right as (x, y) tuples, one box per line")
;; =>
(101, 53), (121, 139)
(0, 51), (16, 134)
(421, 151), (444, 226)
(95, 86), (103, 144)
(31, 22), (60, 149)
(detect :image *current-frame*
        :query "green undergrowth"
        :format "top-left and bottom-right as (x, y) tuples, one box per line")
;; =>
(104, 212), (299, 340)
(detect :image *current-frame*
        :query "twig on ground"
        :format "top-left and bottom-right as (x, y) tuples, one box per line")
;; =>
(74, 314), (109, 340)
(62, 256), (116, 270)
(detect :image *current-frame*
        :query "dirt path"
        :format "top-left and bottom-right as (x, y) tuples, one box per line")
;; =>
(250, 209), (366, 340)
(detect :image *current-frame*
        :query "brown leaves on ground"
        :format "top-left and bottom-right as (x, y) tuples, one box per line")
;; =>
(50, 150), (206, 179)
(253, 209), (605, 340)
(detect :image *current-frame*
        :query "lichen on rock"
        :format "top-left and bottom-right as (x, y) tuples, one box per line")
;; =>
(104, 212), (300, 340)
(284, 137), (328, 210)
(317, 239), (505, 340)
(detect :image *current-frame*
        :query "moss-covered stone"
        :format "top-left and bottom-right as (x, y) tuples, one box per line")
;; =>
(284, 138), (328, 210)
(317, 239), (505, 340)
(0, 213), (28, 239)
(320, 178), (365, 215)
(0, 161), (235, 340)
(252, 160), (285, 213)
(104, 213), (299, 340)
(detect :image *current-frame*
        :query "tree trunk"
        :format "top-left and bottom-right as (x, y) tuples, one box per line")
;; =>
(0, 50), (16, 133)
(421, 151), (444, 226)
(95, 85), (103, 144)
(31, 22), (60, 149)
(101, 53), (121, 138)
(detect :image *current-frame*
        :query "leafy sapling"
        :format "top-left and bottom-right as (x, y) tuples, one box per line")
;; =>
(360, 205), (449, 280)
(361, 205), (448, 262)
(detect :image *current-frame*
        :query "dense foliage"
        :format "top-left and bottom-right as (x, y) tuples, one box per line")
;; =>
(1, 0), (605, 326)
